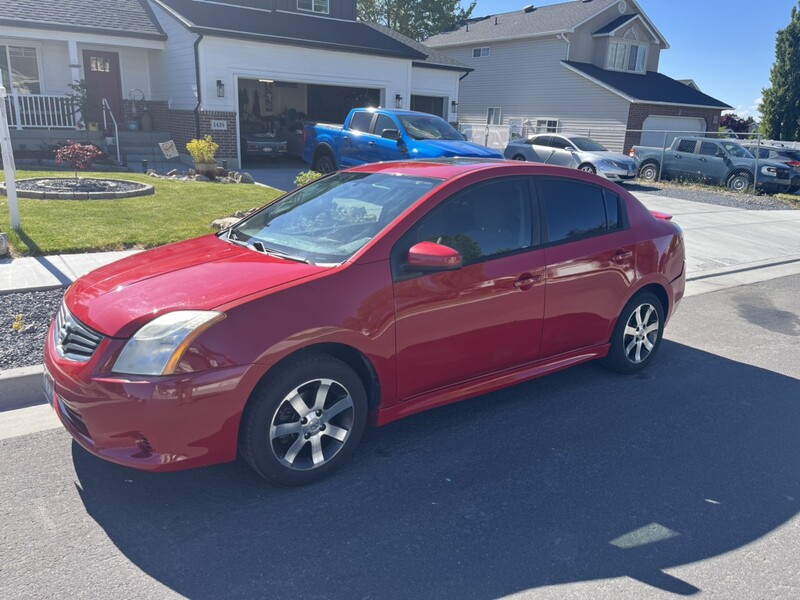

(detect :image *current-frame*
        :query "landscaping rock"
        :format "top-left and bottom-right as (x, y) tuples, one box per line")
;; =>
(0, 233), (8, 257)
(167, 169), (179, 177)
(195, 174), (211, 182)
(239, 172), (255, 184)
(147, 169), (158, 177)
(211, 216), (240, 230)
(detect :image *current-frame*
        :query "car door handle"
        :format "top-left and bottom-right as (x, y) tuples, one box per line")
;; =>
(514, 273), (543, 290)
(612, 250), (633, 263)
(698, 157), (707, 162)
(342, 135), (350, 141)
(368, 141), (376, 147)
(673, 154), (682, 158)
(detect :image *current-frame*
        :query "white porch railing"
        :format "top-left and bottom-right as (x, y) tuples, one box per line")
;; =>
(3, 93), (76, 129)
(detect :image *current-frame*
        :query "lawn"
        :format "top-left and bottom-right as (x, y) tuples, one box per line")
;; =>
(0, 170), (283, 256)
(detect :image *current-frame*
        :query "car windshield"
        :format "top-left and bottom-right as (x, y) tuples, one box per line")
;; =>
(723, 142), (753, 158)
(569, 137), (608, 152)
(398, 115), (464, 140)
(228, 172), (442, 264)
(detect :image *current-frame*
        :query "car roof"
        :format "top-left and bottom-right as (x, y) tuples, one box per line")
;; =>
(347, 157), (608, 181)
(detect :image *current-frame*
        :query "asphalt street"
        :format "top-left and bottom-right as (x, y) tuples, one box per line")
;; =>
(1, 275), (799, 599)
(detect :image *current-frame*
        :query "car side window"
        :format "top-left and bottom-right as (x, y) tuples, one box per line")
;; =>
(549, 137), (569, 149)
(539, 178), (620, 244)
(699, 142), (719, 157)
(349, 111), (373, 133)
(372, 114), (397, 137)
(400, 178), (534, 267)
(531, 136), (551, 147)
(676, 139), (696, 153)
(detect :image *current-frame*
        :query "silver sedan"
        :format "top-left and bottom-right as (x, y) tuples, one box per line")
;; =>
(504, 134), (638, 182)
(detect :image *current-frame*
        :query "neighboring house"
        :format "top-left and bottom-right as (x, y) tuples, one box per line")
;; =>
(0, 0), (468, 168)
(425, 0), (732, 152)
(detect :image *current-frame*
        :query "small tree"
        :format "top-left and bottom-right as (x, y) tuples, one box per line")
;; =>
(55, 142), (106, 178)
(357, 0), (476, 41)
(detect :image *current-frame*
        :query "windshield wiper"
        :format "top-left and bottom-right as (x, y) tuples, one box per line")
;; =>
(249, 241), (315, 265)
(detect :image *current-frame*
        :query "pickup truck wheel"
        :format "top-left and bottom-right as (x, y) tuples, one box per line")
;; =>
(512, 154), (526, 161)
(727, 172), (753, 193)
(639, 162), (659, 182)
(313, 153), (337, 174)
(579, 163), (596, 174)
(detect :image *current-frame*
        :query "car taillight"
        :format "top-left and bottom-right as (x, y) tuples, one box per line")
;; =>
(651, 210), (673, 221)
(787, 161), (800, 167)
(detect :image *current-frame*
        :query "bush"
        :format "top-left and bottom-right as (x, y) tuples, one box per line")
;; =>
(54, 142), (106, 174)
(294, 170), (324, 187)
(186, 135), (219, 164)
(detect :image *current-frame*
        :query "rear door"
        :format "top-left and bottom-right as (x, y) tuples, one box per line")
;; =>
(665, 138), (698, 179)
(537, 177), (636, 357)
(338, 110), (374, 167)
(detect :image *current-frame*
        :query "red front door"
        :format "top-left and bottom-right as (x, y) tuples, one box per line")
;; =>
(82, 50), (123, 124)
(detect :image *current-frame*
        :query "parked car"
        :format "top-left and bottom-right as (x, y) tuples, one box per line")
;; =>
(44, 158), (685, 486)
(740, 143), (800, 193)
(240, 131), (288, 161)
(631, 137), (792, 193)
(503, 134), (638, 182)
(303, 108), (502, 172)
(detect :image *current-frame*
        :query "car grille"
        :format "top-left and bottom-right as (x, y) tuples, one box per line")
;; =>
(54, 303), (103, 362)
(777, 167), (790, 179)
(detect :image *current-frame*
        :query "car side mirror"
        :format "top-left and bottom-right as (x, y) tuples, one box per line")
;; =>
(381, 129), (401, 140)
(405, 241), (462, 272)
(564, 145), (573, 151)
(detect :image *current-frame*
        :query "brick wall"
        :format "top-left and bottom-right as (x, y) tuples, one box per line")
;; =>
(624, 103), (723, 152)
(125, 102), (239, 163)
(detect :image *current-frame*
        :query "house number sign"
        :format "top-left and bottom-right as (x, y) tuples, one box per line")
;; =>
(210, 119), (228, 130)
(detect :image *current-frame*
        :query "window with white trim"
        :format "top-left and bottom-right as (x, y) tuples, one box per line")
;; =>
(606, 41), (647, 73)
(472, 47), (491, 58)
(0, 44), (40, 94)
(536, 119), (559, 133)
(487, 107), (502, 125)
(297, 0), (329, 14)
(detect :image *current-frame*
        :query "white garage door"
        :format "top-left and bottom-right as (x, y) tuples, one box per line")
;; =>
(641, 116), (706, 148)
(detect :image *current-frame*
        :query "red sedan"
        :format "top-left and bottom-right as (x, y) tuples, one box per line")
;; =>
(44, 159), (685, 485)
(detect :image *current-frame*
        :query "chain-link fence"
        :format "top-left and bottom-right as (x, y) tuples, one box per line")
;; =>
(458, 121), (800, 194)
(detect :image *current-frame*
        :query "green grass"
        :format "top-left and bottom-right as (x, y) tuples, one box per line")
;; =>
(775, 193), (800, 205)
(0, 170), (282, 256)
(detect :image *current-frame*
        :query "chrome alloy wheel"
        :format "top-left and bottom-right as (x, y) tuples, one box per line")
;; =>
(623, 303), (660, 364)
(269, 378), (355, 470)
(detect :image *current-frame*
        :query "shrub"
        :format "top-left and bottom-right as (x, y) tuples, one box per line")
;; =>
(186, 135), (219, 164)
(54, 142), (106, 176)
(294, 170), (324, 187)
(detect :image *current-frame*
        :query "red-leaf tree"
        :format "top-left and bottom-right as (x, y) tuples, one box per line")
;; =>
(55, 142), (106, 178)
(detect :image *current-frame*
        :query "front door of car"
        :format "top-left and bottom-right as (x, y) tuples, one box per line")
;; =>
(370, 113), (407, 162)
(536, 177), (636, 357)
(392, 177), (545, 400)
(546, 136), (579, 168)
(695, 141), (727, 184)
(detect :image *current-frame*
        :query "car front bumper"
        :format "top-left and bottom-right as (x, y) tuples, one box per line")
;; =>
(44, 320), (258, 472)
(596, 163), (638, 181)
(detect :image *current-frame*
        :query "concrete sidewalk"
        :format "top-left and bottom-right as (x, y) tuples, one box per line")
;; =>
(1, 192), (798, 295)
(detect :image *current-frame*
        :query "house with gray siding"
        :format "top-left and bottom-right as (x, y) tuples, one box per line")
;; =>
(426, 0), (731, 152)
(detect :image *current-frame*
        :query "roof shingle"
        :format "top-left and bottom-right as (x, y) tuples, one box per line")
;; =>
(0, 0), (165, 40)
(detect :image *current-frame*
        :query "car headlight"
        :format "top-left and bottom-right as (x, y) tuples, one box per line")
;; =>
(112, 311), (225, 376)
(761, 166), (778, 176)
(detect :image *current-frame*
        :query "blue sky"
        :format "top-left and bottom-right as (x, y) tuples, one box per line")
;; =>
(459, 0), (799, 120)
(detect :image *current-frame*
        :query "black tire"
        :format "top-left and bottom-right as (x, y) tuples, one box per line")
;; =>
(578, 163), (597, 175)
(512, 154), (526, 161)
(727, 171), (753, 193)
(604, 292), (665, 374)
(313, 152), (337, 174)
(639, 162), (659, 182)
(240, 354), (368, 486)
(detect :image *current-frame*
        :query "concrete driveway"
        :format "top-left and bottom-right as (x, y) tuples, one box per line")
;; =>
(242, 156), (307, 192)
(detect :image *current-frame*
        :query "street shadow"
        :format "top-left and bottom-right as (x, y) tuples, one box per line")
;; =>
(73, 341), (800, 599)
(623, 182), (663, 193)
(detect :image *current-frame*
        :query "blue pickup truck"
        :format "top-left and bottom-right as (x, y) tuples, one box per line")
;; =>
(303, 108), (502, 172)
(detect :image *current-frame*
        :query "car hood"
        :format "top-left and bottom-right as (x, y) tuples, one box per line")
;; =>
(584, 151), (637, 165)
(415, 139), (503, 158)
(66, 235), (330, 338)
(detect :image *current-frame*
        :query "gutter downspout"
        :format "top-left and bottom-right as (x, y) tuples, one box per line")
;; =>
(558, 33), (570, 60)
(459, 71), (470, 81)
(193, 33), (204, 139)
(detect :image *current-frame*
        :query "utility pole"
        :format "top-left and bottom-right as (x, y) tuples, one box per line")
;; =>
(0, 85), (20, 230)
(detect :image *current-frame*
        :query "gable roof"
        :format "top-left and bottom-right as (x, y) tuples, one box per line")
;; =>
(426, 0), (620, 47)
(363, 22), (471, 72)
(155, 0), (426, 60)
(592, 14), (637, 35)
(0, 0), (166, 40)
(563, 61), (732, 109)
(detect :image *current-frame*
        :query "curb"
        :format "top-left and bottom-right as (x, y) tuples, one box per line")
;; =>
(0, 365), (44, 411)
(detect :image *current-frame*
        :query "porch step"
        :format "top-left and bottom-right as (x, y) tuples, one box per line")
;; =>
(116, 130), (172, 144)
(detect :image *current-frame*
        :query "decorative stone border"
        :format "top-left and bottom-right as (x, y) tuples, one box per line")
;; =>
(0, 178), (155, 200)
